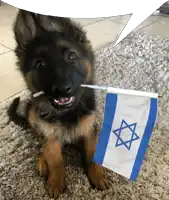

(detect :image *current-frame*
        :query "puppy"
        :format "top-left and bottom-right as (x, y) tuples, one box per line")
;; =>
(9, 10), (109, 198)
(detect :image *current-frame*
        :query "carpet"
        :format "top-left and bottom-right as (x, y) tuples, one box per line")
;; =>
(1, 31), (169, 200)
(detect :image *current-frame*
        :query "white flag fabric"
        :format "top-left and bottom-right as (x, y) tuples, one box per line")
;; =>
(93, 89), (158, 181)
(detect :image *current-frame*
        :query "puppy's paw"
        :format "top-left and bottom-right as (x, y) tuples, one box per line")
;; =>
(46, 169), (66, 199)
(37, 154), (66, 198)
(87, 162), (109, 190)
(37, 154), (48, 178)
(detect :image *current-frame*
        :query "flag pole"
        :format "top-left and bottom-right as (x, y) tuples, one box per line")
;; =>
(33, 84), (158, 99)
(81, 84), (158, 99)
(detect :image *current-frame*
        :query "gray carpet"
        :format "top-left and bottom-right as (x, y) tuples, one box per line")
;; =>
(1, 31), (169, 200)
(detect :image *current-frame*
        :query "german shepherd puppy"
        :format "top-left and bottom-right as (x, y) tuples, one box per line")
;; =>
(9, 10), (109, 198)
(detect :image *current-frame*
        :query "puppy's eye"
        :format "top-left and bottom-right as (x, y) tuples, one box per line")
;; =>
(64, 51), (76, 62)
(35, 60), (45, 69)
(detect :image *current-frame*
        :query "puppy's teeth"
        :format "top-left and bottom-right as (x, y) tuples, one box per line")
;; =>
(54, 96), (74, 106)
(54, 99), (59, 103)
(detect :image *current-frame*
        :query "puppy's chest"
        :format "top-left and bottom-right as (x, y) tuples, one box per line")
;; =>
(28, 110), (95, 144)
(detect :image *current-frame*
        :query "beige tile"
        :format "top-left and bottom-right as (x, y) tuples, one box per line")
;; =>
(141, 16), (169, 38)
(0, 73), (26, 102)
(0, 25), (16, 50)
(134, 15), (163, 32)
(109, 14), (131, 25)
(84, 19), (125, 49)
(0, 4), (18, 26)
(0, 4), (18, 49)
(0, 51), (18, 76)
(0, 45), (10, 54)
(73, 18), (104, 26)
(0, 51), (26, 101)
(143, 14), (162, 22)
(109, 15), (162, 33)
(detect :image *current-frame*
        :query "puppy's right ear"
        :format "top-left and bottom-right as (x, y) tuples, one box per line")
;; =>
(13, 10), (37, 49)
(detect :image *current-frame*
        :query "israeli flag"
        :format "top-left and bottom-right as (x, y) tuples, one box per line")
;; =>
(93, 87), (158, 181)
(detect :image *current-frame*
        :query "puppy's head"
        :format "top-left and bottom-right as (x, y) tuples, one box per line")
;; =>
(14, 10), (94, 114)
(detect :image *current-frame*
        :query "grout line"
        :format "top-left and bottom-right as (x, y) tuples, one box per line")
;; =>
(107, 16), (131, 26)
(71, 17), (107, 28)
(0, 88), (27, 104)
(135, 16), (164, 33)
(94, 40), (116, 51)
(1, 43), (14, 51)
(107, 14), (163, 31)
(0, 50), (13, 55)
(82, 18), (110, 28)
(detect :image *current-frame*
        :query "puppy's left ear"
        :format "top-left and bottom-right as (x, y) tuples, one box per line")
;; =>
(13, 10), (37, 49)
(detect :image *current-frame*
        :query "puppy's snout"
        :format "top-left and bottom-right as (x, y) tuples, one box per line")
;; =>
(52, 83), (73, 95)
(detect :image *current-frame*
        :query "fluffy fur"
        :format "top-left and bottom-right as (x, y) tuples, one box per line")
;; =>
(8, 10), (109, 199)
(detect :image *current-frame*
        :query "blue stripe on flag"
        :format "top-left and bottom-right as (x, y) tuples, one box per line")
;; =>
(93, 93), (117, 165)
(130, 98), (158, 181)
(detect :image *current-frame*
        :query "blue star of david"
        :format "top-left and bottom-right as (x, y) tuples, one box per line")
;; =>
(113, 119), (139, 150)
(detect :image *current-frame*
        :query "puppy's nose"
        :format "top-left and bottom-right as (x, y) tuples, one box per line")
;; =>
(52, 84), (73, 95)
(63, 86), (72, 94)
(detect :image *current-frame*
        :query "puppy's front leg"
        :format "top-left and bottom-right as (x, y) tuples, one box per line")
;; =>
(38, 137), (66, 198)
(83, 128), (110, 190)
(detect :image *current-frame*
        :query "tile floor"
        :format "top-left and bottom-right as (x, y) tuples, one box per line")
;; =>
(1, 3), (169, 102)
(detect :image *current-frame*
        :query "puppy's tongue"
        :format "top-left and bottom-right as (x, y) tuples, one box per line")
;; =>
(54, 97), (74, 106)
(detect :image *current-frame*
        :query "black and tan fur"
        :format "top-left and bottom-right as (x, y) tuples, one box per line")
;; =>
(8, 10), (109, 199)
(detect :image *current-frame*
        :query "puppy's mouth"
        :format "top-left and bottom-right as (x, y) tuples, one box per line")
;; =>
(53, 96), (75, 107)
(33, 91), (77, 109)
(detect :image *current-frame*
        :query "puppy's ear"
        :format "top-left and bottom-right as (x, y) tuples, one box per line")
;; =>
(37, 15), (67, 33)
(14, 10), (37, 48)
